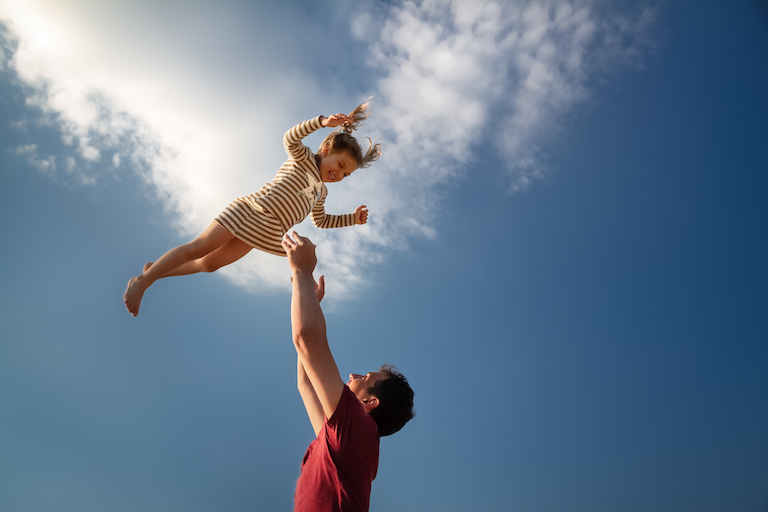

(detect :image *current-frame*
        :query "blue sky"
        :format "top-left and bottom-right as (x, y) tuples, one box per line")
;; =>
(1, 1), (766, 511)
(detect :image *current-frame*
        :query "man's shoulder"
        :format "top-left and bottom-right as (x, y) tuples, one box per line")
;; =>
(328, 386), (378, 437)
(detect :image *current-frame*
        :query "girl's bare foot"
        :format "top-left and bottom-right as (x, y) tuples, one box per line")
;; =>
(143, 262), (153, 272)
(124, 275), (148, 316)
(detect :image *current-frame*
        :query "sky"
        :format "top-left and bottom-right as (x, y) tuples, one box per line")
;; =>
(0, 0), (766, 511)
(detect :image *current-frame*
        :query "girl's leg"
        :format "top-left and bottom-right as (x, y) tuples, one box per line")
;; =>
(148, 237), (252, 277)
(123, 222), (234, 316)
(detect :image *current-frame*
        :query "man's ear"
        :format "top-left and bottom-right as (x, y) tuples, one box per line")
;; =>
(362, 396), (379, 414)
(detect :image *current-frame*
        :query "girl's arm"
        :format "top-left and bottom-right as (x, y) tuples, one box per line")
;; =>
(311, 204), (368, 228)
(283, 116), (324, 161)
(310, 197), (356, 229)
(283, 113), (353, 161)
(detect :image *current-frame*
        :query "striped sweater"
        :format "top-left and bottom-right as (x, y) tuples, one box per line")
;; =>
(251, 116), (356, 233)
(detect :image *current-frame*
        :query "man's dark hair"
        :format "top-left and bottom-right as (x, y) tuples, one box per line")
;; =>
(368, 364), (415, 437)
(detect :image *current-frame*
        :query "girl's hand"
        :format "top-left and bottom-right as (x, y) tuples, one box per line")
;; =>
(322, 113), (353, 128)
(354, 205), (369, 225)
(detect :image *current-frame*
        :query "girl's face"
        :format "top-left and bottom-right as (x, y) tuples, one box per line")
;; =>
(319, 149), (357, 183)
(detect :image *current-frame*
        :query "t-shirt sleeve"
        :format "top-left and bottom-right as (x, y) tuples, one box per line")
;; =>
(325, 386), (368, 448)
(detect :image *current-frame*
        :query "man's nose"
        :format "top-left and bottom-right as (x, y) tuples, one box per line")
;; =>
(350, 373), (362, 381)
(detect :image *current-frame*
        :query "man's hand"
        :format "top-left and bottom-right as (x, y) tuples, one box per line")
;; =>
(282, 231), (317, 275)
(314, 275), (325, 303)
(354, 205), (368, 225)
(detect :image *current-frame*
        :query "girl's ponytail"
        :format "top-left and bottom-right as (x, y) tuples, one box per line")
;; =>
(341, 98), (373, 133)
(358, 136), (382, 169)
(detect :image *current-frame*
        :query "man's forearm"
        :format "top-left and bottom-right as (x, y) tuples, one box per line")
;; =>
(297, 356), (311, 388)
(283, 231), (344, 418)
(291, 269), (327, 352)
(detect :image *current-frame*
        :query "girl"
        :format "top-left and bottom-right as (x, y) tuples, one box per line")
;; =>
(124, 101), (381, 316)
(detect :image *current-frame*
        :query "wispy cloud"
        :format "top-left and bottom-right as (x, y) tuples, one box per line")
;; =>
(311, 0), (656, 295)
(351, 0), (655, 193)
(0, 0), (655, 299)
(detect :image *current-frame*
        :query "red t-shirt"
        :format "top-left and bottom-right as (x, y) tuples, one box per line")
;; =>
(294, 385), (380, 512)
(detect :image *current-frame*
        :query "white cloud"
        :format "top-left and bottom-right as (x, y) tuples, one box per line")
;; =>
(11, 143), (53, 174)
(0, 0), (655, 300)
(349, 0), (655, 195)
(0, 0), (327, 290)
(313, 0), (656, 294)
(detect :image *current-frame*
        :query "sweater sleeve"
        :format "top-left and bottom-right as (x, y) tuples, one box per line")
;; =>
(284, 116), (324, 161)
(310, 193), (357, 229)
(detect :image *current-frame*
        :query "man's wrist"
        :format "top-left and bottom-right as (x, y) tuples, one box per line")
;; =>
(292, 267), (314, 279)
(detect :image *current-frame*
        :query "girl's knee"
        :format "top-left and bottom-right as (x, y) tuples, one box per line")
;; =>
(199, 260), (221, 273)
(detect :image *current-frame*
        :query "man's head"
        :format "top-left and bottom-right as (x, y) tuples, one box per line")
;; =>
(348, 364), (415, 437)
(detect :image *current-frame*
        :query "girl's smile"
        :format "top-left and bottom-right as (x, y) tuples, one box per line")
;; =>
(319, 150), (357, 183)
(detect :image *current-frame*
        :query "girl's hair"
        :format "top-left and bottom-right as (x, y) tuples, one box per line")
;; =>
(319, 99), (382, 169)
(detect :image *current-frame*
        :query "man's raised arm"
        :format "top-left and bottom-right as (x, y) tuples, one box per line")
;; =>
(296, 275), (327, 436)
(282, 231), (345, 420)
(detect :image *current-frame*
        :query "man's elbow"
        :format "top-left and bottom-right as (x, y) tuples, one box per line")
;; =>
(292, 330), (312, 356)
(293, 326), (329, 362)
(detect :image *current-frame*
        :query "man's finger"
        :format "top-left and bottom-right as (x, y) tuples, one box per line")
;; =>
(296, 232), (316, 247)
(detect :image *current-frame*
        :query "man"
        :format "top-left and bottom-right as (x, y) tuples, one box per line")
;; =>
(282, 231), (415, 512)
